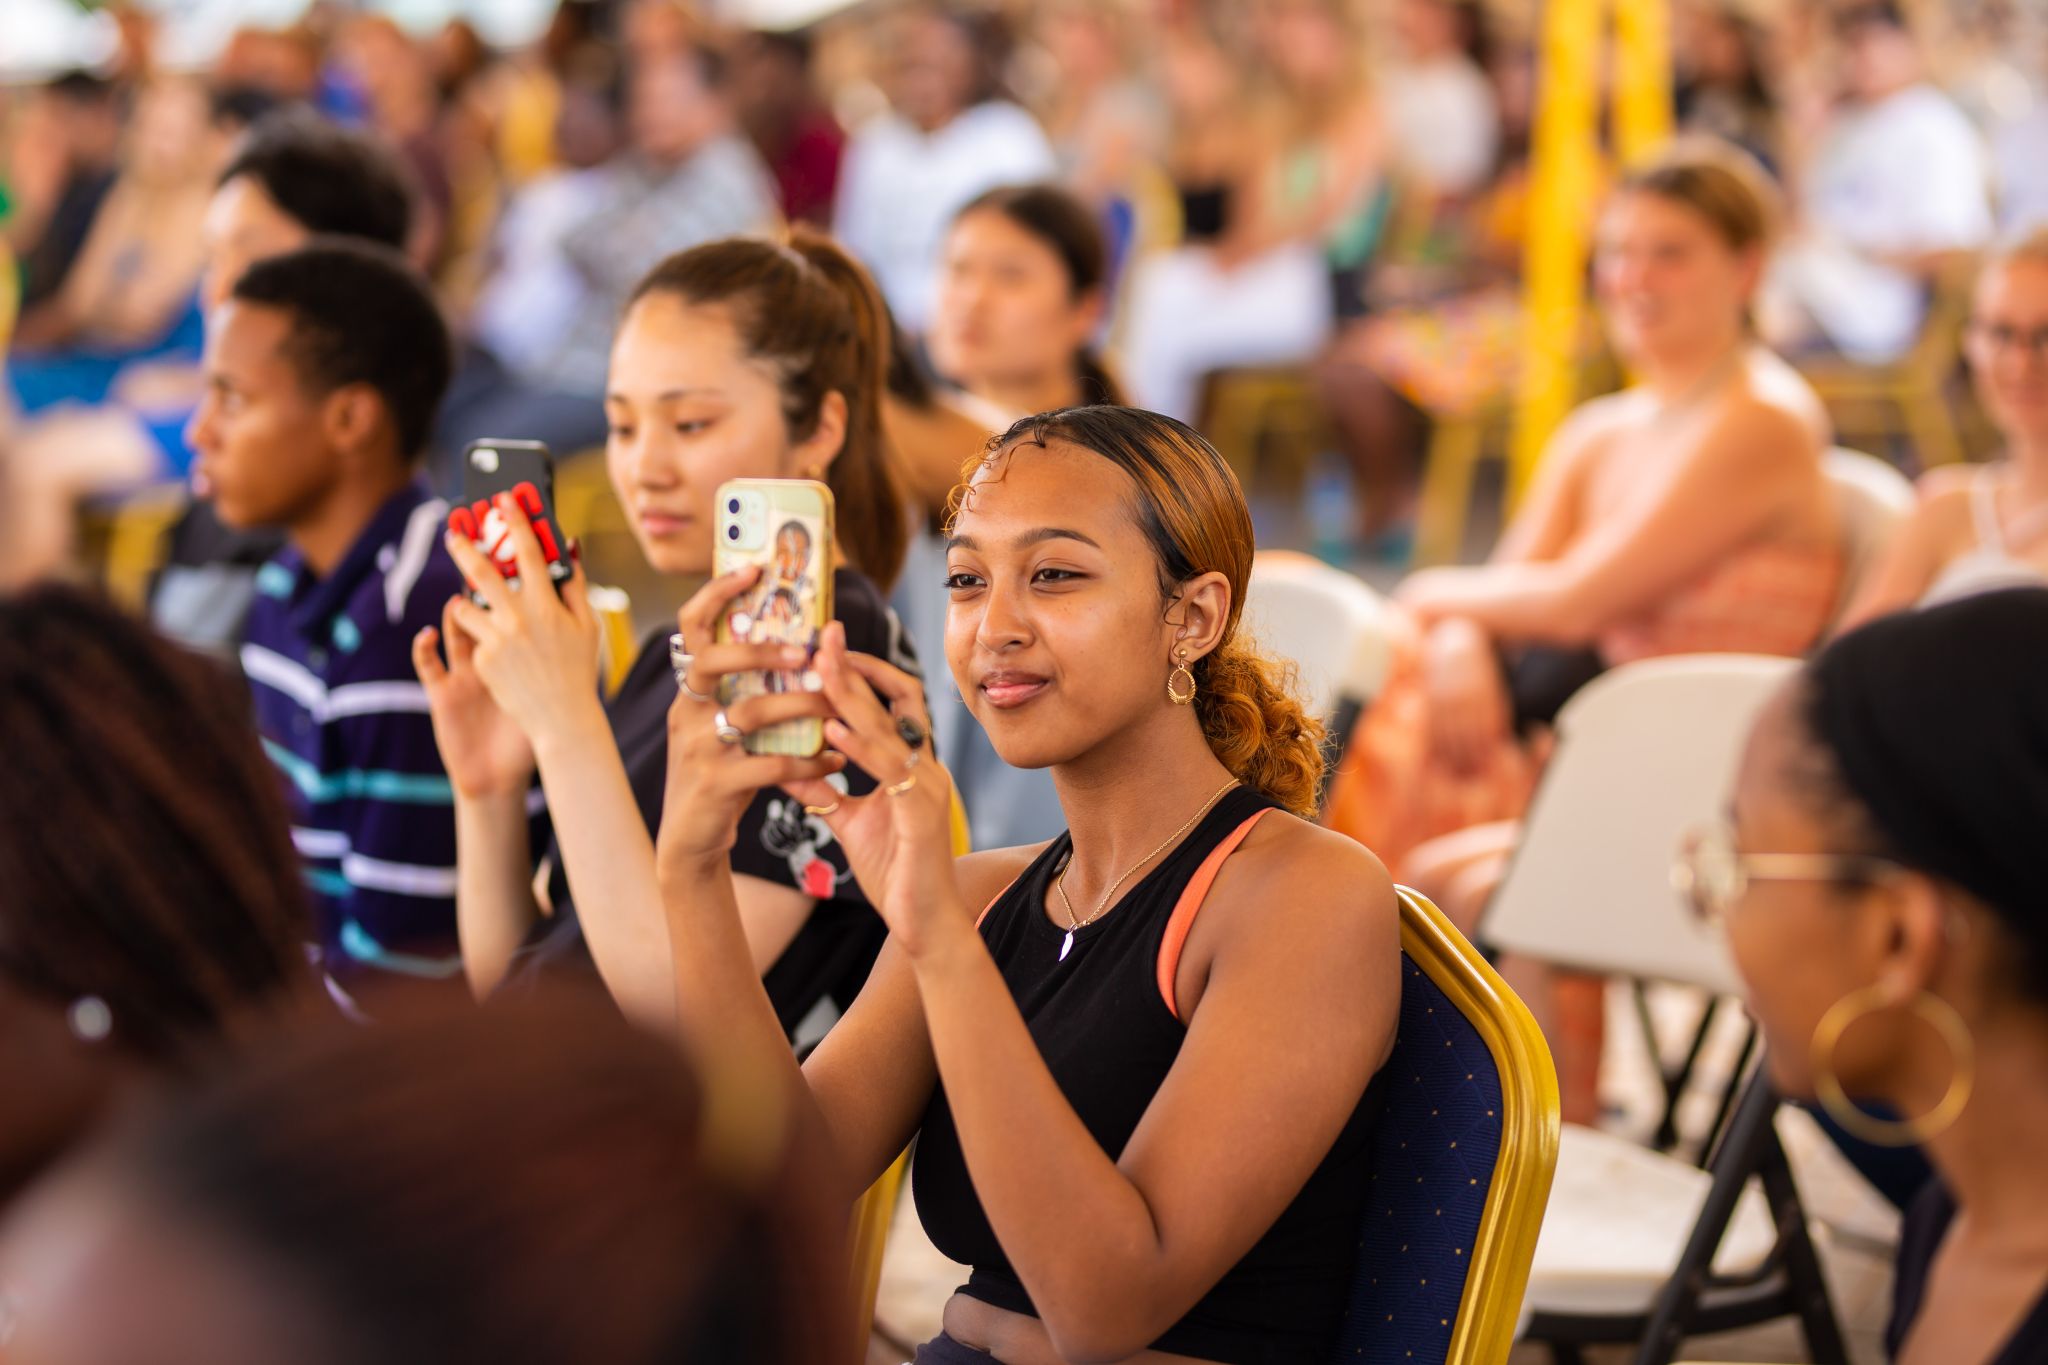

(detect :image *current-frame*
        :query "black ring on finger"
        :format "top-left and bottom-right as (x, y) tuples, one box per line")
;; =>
(895, 714), (928, 751)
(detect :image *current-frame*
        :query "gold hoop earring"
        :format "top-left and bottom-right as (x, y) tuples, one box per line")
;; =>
(1809, 984), (1974, 1148)
(1166, 646), (1197, 706)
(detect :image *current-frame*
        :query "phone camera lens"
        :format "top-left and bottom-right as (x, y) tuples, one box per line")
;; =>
(726, 525), (741, 541)
(726, 498), (741, 514)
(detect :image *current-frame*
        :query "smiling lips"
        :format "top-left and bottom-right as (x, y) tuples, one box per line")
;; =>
(636, 507), (691, 535)
(978, 669), (1050, 709)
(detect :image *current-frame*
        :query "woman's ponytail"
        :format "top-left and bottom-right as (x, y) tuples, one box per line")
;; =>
(782, 228), (907, 589)
(1195, 638), (1325, 818)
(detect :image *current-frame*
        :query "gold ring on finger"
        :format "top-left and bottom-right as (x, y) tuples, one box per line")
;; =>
(803, 801), (841, 817)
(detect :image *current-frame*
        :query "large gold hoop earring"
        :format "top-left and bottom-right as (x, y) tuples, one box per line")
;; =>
(1809, 984), (1974, 1148)
(1166, 646), (1197, 706)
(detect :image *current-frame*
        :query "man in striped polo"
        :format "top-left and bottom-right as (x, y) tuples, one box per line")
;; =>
(188, 240), (467, 997)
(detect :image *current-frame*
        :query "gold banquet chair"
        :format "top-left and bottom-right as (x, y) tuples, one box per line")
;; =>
(1332, 888), (1560, 1364)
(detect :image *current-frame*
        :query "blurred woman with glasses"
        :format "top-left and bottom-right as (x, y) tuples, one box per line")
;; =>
(1686, 587), (2048, 1365)
(1844, 228), (2048, 624)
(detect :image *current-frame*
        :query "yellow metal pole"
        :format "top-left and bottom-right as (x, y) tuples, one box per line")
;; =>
(1614, 0), (1675, 165)
(1507, 0), (1604, 500)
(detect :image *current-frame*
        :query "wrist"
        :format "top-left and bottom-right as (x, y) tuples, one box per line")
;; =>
(658, 843), (736, 887)
(455, 786), (532, 822)
(904, 898), (982, 974)
(528, 698), (614, 771)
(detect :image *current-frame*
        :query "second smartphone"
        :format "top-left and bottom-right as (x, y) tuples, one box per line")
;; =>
(711, 478), (835, 757)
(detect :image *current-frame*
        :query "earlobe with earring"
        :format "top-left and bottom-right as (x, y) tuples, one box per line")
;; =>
(1167, 644), (1197, 705)
(1809, 982), (1974, 1147)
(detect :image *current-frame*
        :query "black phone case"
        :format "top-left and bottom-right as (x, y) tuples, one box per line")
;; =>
(449, 439), (573, 606)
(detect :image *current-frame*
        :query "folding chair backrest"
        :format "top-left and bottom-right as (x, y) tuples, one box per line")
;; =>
(1483, 655), (1797, 993)
(1244, 550), (1394, 725)
(1336, 889), (1560, 1365)
(1823, 447), (1915, 625)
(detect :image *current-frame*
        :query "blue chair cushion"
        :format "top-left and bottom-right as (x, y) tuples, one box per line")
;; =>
(1331, 954), (1506, 1364)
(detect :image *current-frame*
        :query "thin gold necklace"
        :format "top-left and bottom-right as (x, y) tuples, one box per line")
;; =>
(1054, 778), (1238, 962)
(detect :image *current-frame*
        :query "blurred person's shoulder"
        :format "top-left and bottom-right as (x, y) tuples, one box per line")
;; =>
(1735, 347), (1831, 452)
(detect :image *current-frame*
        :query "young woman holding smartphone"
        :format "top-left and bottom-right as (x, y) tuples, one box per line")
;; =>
(413, 229), (916, 1034)
(657, 406), (1399, 1364)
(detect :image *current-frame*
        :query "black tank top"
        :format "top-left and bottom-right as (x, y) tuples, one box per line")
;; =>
(911, 786), (1388, 1365)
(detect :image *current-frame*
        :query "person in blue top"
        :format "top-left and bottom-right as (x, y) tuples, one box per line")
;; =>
(188, 239), (466, 1000)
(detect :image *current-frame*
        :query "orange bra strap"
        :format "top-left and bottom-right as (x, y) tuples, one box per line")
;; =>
(975, 878), (1019, 931)
(1156, 808), (1273, 1022)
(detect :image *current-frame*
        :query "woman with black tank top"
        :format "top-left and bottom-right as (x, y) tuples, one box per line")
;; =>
(413, 230), (916, 1034)
(656, 406), (1399, 1364)
(1693, 589), (2048, 1365)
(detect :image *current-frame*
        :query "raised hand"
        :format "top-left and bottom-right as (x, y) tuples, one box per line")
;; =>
(412, 596), (535, 800)
(441, 493), (603, 749)
(655, 567), (846, 875)
(779, 621), (963, 959)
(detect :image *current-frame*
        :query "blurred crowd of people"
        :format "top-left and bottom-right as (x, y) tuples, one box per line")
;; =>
(4, 0), (2043, 579)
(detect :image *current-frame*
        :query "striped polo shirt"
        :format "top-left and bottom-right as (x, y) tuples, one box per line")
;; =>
(241, 480), (468, 987)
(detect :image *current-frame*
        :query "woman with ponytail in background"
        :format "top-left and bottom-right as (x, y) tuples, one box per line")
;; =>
(413, 229), (917, 1036)
(657, 406), (1398, 1364)
(904, 182), (1133, 847)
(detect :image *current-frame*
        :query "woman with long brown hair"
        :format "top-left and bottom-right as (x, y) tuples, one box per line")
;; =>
(413, 228), (915, 1034)
(656, 405), (1398, 1363)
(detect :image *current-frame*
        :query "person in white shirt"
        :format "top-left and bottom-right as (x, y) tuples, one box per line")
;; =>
(1378, 0), (1498, 200)
(1994, 103), (2048, 235)
(1762, 1), (1994, 364)
(832, 4), (1055, 334)
(528, 47), (782, 396)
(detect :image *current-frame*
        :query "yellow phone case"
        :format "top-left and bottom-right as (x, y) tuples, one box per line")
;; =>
(712, 478), (835, 757)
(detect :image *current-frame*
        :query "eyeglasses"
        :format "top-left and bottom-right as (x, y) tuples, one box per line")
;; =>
(1966, 321), (2048, 359)
(1671, 822), (1902, 925)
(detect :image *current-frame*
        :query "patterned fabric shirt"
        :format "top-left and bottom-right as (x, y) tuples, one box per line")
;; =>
(240, 481), (469, 987)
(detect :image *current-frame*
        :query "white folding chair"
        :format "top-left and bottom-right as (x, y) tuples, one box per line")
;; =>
(1822, 446), (1916, 626)
(1478, 655), (1855, 1365)
(1243, 548), (1391, 725)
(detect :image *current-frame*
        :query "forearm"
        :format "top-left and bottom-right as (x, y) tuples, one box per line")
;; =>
(910, 916), (1173, 1356)
(661, 849), (826, 1174)
(1412, 564), (1594, 645)
(531, 708), (678, 1032)
(453, 788), (541, 998)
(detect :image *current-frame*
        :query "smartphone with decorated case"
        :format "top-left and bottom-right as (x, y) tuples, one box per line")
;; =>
(712, 478), (835, 756)
(448, 439), (572, 607)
